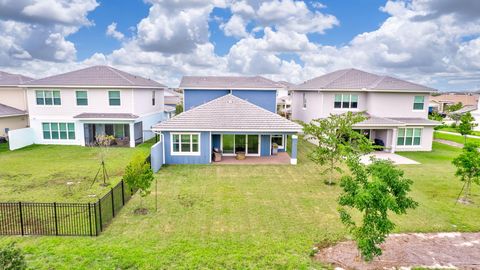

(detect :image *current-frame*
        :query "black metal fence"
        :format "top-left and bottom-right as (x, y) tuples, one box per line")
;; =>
(0, 180), (135, 236)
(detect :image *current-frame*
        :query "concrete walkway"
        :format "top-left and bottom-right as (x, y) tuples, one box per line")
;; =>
(361, 152), (419, 165)
(436, 130), (480, 139)
(434, 138), (464, 148)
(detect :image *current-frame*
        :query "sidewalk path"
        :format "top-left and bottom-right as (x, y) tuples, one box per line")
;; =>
(434, 139), (463, 148)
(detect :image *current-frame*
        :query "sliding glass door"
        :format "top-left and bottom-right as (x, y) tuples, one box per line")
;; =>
(221, 134), (259, 156)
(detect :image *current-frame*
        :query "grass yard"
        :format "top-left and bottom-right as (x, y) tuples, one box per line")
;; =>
(434, 131), (480, 145)
(0, 142), (152, 202)
(436, 126), (480, 137)
(0, 140), (479, 269)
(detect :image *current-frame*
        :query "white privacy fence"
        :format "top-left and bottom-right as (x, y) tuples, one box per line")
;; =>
(8, 128), (34, 150)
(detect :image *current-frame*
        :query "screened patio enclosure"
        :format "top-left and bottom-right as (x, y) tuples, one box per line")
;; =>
(84, 123), (135, 147)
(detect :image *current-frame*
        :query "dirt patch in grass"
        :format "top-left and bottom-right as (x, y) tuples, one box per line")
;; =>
(315, 232), (480, 269)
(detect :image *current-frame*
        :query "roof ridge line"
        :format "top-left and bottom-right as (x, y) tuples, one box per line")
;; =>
(368, 75), (386, 89)
(107, 66), (136, 86)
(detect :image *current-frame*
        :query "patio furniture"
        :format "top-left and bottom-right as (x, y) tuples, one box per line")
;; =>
(212, 147), (222, 162)
(236, 151), (246, 160)
(271, 143), (279, 155)
(115, 137), (130, 146)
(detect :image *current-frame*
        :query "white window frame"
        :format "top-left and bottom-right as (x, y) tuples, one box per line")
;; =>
(108, 90), (121, 107)
(220, 134), (261, 157)
(396, 127), (422, 147)
(271, 134), (285, 149)
(35, 90), (62, 106)
(42, 122), (75, 141)
(333, 93), (359, 110)
(75, 90), (88, 106)
(170, 132), (201, 156)
(413, 96), (425, 111)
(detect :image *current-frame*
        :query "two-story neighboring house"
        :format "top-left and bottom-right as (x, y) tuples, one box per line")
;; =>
(150, 76), (302, 168)
(0, 71), (33, 138)
(22, 65), (166, 147)
(292, 68), (439, 152)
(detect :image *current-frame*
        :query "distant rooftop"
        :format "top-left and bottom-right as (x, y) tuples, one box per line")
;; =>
(23, 65), (166, 89)
(293, 68), (436, 92)
(0, 103), (27, 118)
(152, 94), (302, 132)
(0, 71), (33, 86)
(180, 76), (281, 89)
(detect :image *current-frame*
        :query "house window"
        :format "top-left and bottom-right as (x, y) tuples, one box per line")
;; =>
(42, 122), (75, 140)
(152, 91), (156, 106)
(271, 135), (284, 149)
(109, 91), (121, 106)
(397, 128), (421, 146)
(413, 96), (424, 110)
(334, 94), (358, 109)
(302, 92), (307, 109)
(36, 90), (61, 105)
(76, 91), (88, 106)
(171, 133), (200, 155)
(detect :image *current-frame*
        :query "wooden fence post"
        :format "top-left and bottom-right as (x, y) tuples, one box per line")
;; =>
(53, 202), (58, 236)
(111, 188), (115, 217)
(19, 202), (24, 236)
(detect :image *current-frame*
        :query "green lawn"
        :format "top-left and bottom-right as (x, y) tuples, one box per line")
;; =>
(434, 131), (480, 145)
(0, 142), (152, 202)
(0, 140), (479, 269)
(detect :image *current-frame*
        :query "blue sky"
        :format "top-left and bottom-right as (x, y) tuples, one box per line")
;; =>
(1, 0), (480, 90)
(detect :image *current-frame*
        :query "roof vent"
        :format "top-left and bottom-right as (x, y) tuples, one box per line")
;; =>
(227, 99), (233, 104)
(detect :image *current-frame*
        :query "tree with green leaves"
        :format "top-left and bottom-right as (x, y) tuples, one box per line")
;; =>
(452, 142), (480, 204)
(124, 153), (155, 214)
(450, 113), (462, 125)
(338, 156), (418, 261)
(302, 112), (374, 185)
(0, 242), (27, 270)
(458, 112), (478, 143)
(446, 102), (463, 113)
(175, 104), (183, 114)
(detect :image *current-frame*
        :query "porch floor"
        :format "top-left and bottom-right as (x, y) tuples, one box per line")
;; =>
(214, 152), (291, 165)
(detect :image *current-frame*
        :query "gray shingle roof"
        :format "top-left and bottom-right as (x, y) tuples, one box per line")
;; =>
(0, 103), (27, 117)
(354, 116), (440, 127)
(152, 94), (302, 132)
(73, 113), (138, 119)
(23, 66), (166, 88)
(0, 71), (33, 86)
(452, 105), (477, 114)
(294, 68), (436, 92)
(180, 76), (281, 89)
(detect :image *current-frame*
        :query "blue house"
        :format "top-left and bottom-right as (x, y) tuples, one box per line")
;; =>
(150, 76), (302, 171)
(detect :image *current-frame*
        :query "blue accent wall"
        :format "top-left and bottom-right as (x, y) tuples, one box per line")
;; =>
(183, 89), (277, 112)
(261, 135), (271, 156)
(184, 89), (229, 111)
(162, 131), (211, 164)
(232, 90), (277, 112)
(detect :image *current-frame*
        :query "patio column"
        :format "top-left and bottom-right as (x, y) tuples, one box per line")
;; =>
(291, 135), (298, 165)
(129, 123), (135, 147)
(391, 128), (398, 153)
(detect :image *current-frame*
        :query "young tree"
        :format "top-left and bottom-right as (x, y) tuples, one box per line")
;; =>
(338, 156), (418, 261)
(175, 104), (183, 114)
(124, 153), (155, 213)
(302, 112), (374, 185)
(452, 142), (480, 204)
(458, 112), (478, 143)
(446, 102), (463, 113)
(450, 113), (462, 125)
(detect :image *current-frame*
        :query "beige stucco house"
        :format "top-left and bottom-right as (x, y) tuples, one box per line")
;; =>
(0, 71), (33, 138)
(291, 69), (439, 152)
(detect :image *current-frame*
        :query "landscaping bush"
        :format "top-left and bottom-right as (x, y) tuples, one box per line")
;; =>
(0, 242), (27, 270)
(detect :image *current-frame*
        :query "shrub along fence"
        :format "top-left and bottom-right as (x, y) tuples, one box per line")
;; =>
(0, 180), (136, 237)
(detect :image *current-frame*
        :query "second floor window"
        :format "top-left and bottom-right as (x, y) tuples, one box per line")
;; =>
(36, 90), (61, 105)
(109, 91), (121, 106)
(413, 96), (424, 110)
(76, 91), (88, 106)
(334, 94), (358, 109)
